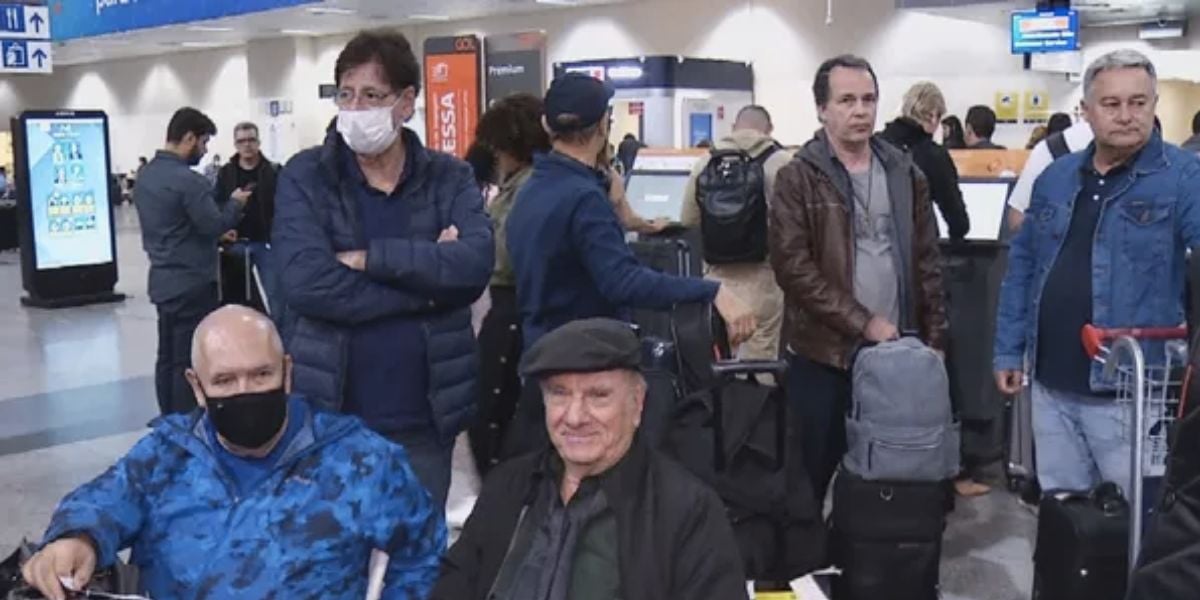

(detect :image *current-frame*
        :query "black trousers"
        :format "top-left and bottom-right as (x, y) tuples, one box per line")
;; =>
(155, 284), (219, 416)
(787, 352), (852, 506)
(469, 287), (524, 475)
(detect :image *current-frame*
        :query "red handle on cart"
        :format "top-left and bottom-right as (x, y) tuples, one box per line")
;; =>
(1081, 324), (1189, 359)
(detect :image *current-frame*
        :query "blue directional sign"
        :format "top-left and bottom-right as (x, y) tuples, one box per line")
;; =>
(0, 3), (50, 40)
(53, 0), (321, 41)
(1, 39), (52, 74)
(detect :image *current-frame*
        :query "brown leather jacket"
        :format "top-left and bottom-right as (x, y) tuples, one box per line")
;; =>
(768, 131), (947, 370)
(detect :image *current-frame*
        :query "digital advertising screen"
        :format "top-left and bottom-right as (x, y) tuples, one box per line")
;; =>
(22, 115), (113, 270)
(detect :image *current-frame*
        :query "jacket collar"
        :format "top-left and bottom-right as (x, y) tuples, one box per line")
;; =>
(799, 129), (909, 201)
(318, 121), (431, 191)
(537, 150), (605, 183)
(802, 129), (909, 173)
(154, 149), (188, 166)
(533, 433), (651, 509)
(1076, 130), (1169, 178)
(227, 152), (270, 173)
(152, 395), (358, 470)
(882, 117), (932, 148)
(1128, 130), (1169, 176)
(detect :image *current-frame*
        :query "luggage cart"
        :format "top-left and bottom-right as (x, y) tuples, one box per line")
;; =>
(1083, 325), (1190, 573)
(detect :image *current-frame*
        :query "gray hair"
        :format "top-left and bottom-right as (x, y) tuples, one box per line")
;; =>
(1083, 49), (1157, 102)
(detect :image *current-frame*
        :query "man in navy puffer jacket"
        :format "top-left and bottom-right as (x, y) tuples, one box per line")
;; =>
(272, 31), (493, 508)
(21, 306), (444, 600)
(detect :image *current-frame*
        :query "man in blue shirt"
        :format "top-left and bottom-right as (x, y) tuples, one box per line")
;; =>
(21, 305), (444, 600)
(504, 74), (754, 458)
(135, 108), (250, 416)
(506, 73), (755, 350)
(995, 50), (1200, 495)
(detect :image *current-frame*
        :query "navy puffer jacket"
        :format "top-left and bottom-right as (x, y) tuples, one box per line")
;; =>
(272, 127), (493, 443)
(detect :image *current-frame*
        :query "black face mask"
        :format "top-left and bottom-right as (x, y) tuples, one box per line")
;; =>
(205, 387), (288, 449)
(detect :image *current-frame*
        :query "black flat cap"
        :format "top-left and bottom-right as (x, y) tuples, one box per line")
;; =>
(543, 73), (615, 133)
(520, 318), (641, 378)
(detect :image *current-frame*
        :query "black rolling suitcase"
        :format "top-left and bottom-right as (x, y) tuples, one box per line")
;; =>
(664, 305), (826, 582)
(1032, 483), (1129, 600)
(830, 473), (949, 600)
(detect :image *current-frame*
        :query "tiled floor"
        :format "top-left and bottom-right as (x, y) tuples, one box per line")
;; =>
(0, 205), (1035, 599)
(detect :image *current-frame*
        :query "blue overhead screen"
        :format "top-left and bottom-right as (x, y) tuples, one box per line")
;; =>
(52, 0), (321, 41)
(1011, 9), (1080, 54)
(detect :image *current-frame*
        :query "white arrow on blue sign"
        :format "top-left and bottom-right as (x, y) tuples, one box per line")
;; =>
(0, 4), (50, 40)
(1, 39), (52, 73)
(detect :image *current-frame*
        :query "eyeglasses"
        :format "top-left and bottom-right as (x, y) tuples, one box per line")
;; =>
(335, 87), (396, 108)
(235, 137), (259, 145)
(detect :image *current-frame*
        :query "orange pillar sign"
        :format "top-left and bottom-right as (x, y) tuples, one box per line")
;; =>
(424, 35), (481, 158)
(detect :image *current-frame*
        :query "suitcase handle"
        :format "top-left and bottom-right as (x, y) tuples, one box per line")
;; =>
(711, 360), (788, 378)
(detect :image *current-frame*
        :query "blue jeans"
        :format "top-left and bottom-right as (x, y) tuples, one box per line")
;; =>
(1032, 380), (1132, 495)
(227, 241), (279, 315)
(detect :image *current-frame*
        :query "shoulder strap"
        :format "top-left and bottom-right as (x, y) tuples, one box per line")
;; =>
(753, 143), (783, 165)
(1046, 132), (1070, 160)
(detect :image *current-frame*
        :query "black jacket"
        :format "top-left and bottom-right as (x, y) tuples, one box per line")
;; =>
(1127, 400), (1200, 599)
(880, 117), (970, 241)
(432, 437), (749, 600)
(214, 154), (279, 242)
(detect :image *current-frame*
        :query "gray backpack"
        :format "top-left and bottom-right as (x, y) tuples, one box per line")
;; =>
(844, 337), (960, 482)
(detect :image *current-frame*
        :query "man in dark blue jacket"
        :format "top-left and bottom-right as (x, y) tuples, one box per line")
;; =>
(21, 306), (444, 600)
(272, 31), (493, 509)
(503, 74), (754, 458)
(506, 73), (754, 350)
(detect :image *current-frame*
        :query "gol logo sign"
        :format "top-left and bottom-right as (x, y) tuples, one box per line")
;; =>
(432, 62), (450, 84)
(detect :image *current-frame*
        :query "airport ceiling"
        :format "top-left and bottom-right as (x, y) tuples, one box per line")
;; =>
(52, 0), (630, 67)
(45, 0), (1200, 67)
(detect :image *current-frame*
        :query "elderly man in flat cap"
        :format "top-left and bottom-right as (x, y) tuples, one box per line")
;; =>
(432, 318), (748, 600)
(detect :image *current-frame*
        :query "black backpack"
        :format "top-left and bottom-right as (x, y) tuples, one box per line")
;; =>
(1046, 131), (1071, 160)
(696, 146), (778, 265)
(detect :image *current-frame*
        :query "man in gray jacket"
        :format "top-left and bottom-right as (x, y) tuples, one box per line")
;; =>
(134, 107), (248, 415)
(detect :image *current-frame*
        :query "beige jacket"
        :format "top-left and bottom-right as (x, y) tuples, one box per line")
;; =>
(680, 129), (794, 228)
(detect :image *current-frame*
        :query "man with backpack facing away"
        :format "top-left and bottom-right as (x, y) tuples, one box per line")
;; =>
(681, 105), (792, 360)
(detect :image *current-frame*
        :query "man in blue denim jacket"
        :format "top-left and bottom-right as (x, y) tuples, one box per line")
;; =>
(994, 49), (1200, 494)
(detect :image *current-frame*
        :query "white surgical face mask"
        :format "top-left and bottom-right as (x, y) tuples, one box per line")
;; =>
(337, 104), (399, 156)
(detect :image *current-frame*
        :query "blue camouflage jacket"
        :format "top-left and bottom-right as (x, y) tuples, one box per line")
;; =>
(40, 399), (446, 599)
(995, 132), (1200, 389)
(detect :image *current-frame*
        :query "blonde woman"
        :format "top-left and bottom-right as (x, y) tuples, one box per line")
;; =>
(880, 81), (970, 241)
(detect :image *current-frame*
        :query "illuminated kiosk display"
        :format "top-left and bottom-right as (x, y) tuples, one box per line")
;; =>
(554, 57), (755, 150)
(12, 110), (125, 308)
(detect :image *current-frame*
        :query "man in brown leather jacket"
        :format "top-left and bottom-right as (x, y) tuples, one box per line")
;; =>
(769, 54), (947, 503)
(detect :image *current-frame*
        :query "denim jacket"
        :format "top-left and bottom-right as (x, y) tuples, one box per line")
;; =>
(994, 132), (1200, 390)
